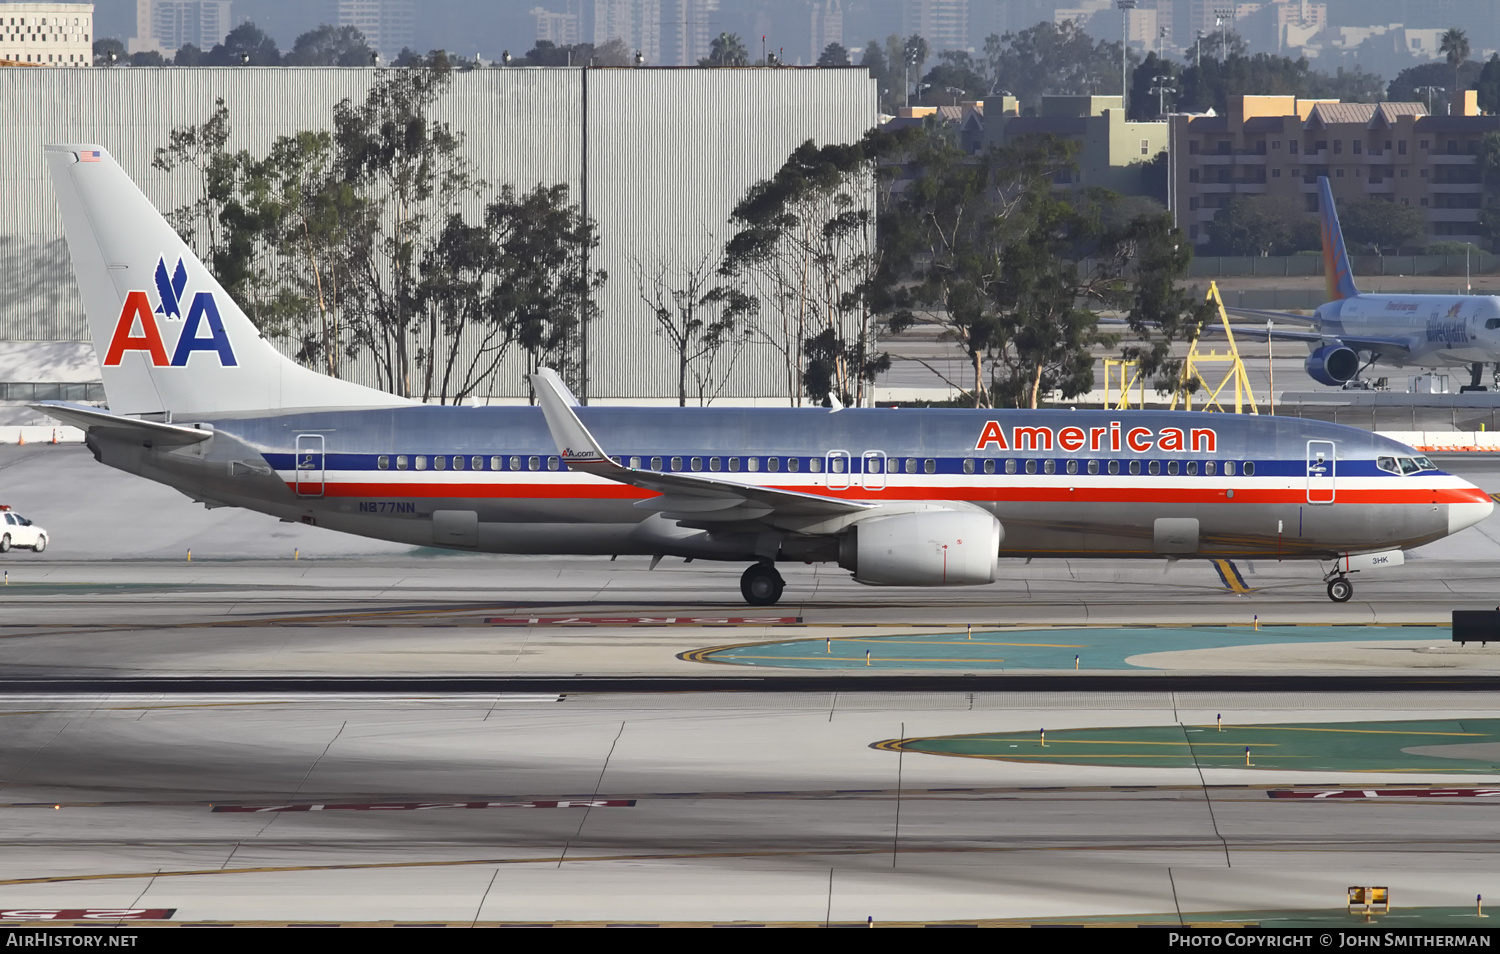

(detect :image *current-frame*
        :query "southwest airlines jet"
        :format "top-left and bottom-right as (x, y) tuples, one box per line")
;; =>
(1242, 176), (1500, 390)
(31, 145), (1495, 605)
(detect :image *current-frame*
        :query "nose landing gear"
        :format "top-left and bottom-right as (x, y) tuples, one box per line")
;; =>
(1326, 577), (1353, 602)
(740, 562), (785, 606)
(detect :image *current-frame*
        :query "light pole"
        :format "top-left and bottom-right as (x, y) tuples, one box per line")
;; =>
(1118, 0), (1137, 116)
(1152, 74), (1175, 117)
(1213, 8), (1234, 59)
(1417, 85), (1445, 115)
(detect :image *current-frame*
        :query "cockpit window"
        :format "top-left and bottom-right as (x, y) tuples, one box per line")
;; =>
(1414, 456), (1436, 471)
(1397, 457), (1419, 475)
(1376, 456), (1399, 475)
(1486, 318), (1500, 329)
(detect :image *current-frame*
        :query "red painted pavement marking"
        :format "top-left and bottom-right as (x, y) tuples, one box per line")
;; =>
(484, 616), (802, 626)
(212, 799), (636, 813)
(1268, 789), (1500, 799)
(0, 909), (176, 920)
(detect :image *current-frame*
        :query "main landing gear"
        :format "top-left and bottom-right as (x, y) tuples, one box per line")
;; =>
(741, 561), (785, 606)
(1460, 361), (1491, 393)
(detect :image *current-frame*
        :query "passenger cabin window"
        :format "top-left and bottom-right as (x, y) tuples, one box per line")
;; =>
(629, 456), (642, 469)
(1107, 460), (1119, 475)
(510, 456), (521, 470)
(528, 456), (540, 471)
(1024, 460), (1036, 475)
(1243, 462), (1254, 476)
(983, 459), (995, 475)
(1087, 460), (1099, 475)
(787, 458), (800, 473)
(1066, 460), (1077, 475)
(1224, 461), (1236, 476)
(378, 455), (389, 470)
(1129, 461), (1140, 475)
(651, 457), (663, 470)
(923, 459), (935, 474)
(827, 457), (841, 474)
(434, 456), (446, 471)
(1187, 461), (1198, 475)
(452, 456), (464, 470)
(963, 459), (975, 475)
(1167, 461), (1178, 476)
(905, 459), (917, 474)
(1043, 460), (1055, 475)
(1005, 459), (1017, 475)
(767, 458), (780, 472)
(415, 456), (428, 470)
(690, 457), (702, 471)
(727, 458), (739, 472)
(671, 457), (683, 471)
(489, 456), (501, 470)
(1204, 461), (1216, 476)
(747, 458), (759, 472)
(808, 458), (821, 473)
(548, 457), (560, 471)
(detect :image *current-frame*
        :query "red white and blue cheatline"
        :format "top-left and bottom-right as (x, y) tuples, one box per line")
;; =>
(78, 150), (101, 162)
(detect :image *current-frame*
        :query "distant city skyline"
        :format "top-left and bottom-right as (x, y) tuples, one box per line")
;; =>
(71, 0), (1500, 74)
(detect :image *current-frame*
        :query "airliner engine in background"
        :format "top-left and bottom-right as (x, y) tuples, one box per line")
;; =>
(1233, 176), (1500, 391)
(31, 145), (1495, 605)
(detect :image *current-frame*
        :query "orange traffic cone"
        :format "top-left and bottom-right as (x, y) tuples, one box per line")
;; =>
(16, 432), (23, 446)
(49, 429), (57, 445)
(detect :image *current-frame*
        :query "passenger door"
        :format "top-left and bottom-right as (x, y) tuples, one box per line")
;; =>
(295, 434), (325, 498)
(1306, 440), (1335, 505)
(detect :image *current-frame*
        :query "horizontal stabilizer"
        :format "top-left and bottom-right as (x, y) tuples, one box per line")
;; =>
(31, 401), (213, 446)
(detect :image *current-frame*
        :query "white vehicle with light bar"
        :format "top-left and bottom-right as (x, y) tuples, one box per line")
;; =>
(0, 506), (47, 553)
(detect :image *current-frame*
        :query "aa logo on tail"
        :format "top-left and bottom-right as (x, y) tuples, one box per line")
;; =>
(103, 257), (238, 368)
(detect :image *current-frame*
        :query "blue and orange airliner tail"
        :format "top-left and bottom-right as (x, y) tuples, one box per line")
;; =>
(1318, 176), (1360, 302)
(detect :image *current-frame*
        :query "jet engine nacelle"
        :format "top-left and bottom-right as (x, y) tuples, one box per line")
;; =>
(1304, 345), (1359, 386)
(838, 510), (1003, 586)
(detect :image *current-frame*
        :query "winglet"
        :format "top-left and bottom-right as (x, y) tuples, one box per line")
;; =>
(530, 369), (620, 474)
(1317, 176), (1360, 302)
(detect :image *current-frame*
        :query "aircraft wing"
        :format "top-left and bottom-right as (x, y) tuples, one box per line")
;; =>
(30, 401), (214, 446)
(1214, 325), (1418, 355)
(1220, 307), (1319, 327)
(528, 370), (870, 522)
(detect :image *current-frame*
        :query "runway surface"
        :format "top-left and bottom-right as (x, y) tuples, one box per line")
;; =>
(0, 691), (1498, 925)
(3, 446), (1500, 924)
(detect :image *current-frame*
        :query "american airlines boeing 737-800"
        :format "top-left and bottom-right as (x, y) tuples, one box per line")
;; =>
(1237, 176), (1500, 390)
(30, 145), (1495, 604)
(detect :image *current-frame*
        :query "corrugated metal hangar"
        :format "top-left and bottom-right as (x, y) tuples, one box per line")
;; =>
(0, 66), (876, 401)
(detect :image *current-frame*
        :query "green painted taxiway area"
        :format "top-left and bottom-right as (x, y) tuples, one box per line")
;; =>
(873, 719), (1500, 773)
(684, 624), (1442, 671)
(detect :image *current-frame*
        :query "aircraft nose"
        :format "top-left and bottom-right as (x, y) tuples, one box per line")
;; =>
(1448, 485), (1495, 535)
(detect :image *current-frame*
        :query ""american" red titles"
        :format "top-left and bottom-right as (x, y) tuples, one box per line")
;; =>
(974, 421), (1217, 454)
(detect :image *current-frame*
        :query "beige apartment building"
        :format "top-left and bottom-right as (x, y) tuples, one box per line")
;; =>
(982, 94), (1170, 196)
(1171, 93), (1500, 249)
(0, 3), (92, 66)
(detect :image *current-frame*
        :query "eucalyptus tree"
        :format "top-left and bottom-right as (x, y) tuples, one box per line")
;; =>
(632, 250), (756, 406)
(720, 131), (893, 406)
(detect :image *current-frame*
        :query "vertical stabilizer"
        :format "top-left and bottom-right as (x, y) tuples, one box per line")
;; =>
(1318, 176), (1360, 302)
(45, 144), (411, 416)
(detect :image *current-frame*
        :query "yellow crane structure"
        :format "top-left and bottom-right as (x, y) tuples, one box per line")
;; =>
(1101, 282), (1260, 414)
(1169, 282), (1259, 414)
